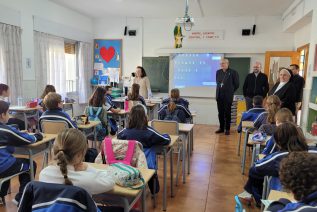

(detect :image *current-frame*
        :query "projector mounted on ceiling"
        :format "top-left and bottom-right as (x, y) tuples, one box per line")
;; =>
(175, 0), (194, 31)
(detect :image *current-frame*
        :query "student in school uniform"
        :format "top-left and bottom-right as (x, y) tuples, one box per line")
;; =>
(267, 152), (317, 211)
(237, 96), (266, 133)
(105, 86), (121, 135)
(0, 101), (43, 205)
(39, 85), (56, 112)
(0, 84), (26, 130)
(158, 100), (187, 123)
(238, 122), (309, 207)
(39, 129), (115, 195)
(117, 104), (171, 194)
(262, 108), (294, 155)
(127, 83), (146, 106)
(162, 88), (189, 109)
(84, 87), (108, 140)
(39, 92), (77, 130)
(254, 95), (281, 135)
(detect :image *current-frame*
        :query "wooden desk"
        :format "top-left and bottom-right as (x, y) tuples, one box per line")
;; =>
(146, 103), (156, 120)
(268, 190), (295, 202)
(9, 106), (42, 130)
(77, 121), (100, 148)
(242, 121), (254, 128)
(248, 134), (272, 167)
(91, 163), (154, 212)
(107, 110), (129, 131)
(14, 133), (57, 180)
(259, 154), (265, 160)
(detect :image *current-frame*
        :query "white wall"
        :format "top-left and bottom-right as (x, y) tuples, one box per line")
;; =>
(93, 17), (143, 78)
(294, 22), (312, 48)
(0, 0), (93, 99)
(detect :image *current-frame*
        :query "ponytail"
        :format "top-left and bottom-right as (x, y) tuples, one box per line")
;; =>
(168, 101), (176, 112)
(55, 150), (73, 185)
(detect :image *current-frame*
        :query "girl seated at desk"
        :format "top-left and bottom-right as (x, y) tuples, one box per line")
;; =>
(39, 128), (115, 195)
(0, 100), (43, 205)
(39, 85), (56, 112)
(117, 104), (171, 194)
(238, 122), (309, 207)
(126, 84), (146, 106)
(0, 83), (26, 130)
(162, 88), (189, 109)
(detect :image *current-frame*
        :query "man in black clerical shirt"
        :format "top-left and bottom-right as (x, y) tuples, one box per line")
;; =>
(289, 64), (305, 120)
(215, 58), (239, 135)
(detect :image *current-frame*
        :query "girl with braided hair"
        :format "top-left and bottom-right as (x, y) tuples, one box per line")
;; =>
(39, 129), (114, 194)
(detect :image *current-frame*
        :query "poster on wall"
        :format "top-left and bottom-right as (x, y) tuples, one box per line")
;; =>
(93, 39), (122, 85)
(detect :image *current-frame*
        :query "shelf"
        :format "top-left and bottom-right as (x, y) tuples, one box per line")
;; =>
(309, 103), (317, 111)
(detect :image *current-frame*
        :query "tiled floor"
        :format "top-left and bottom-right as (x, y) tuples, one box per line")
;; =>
(0, 125), (261, 212)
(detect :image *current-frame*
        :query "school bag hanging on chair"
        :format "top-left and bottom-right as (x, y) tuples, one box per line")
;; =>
(102, 137), (145, 189)
(87, 107), (107, 140)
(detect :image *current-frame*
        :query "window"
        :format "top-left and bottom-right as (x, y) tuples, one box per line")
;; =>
(65, 42), (77, 93)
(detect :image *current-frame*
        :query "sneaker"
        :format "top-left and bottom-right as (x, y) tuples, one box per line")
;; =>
(12, 198), (19, 206)
(215, 129), (224, 134)
(238, 191), (252, 200)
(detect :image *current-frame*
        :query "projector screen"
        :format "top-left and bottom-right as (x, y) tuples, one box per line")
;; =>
(170, 53), (224, 98)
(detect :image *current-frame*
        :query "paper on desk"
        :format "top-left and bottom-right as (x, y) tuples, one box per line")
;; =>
(261, 199), (273, 211)
(94, 62), (104, 70)
(108, 68), (120, 83)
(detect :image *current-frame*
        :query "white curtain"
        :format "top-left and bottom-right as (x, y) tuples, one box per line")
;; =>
(77, 42), (93, 104)
(34, 31), (66, 98)
(0, 23), (23, 104)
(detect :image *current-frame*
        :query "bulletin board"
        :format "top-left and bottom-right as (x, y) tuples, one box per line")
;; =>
(93, 39), (122, 84)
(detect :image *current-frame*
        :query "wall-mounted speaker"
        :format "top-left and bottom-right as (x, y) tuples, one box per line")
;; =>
(242, 29), (251, 36)
(128, 30), (136, 36)
(252, 24), (256, 35)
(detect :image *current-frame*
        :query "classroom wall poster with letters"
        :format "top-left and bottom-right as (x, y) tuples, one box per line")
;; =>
(93, 39), (122, 84)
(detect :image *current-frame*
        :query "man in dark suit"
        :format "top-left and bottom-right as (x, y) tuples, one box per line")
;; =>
(289, 64), (305, 119)
(243, 62), (269, 110)
(215, 58), (239, 135)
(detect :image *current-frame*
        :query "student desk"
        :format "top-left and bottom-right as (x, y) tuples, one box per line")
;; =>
(63, 102), (76, 117)
(90, 163), (155, 212)
(107, 110), (129, 131)
(241, 133), (271, 174)
(9, 106), (42, 130)
(153, 135), (179, 211)
(14, 134), (57, 180)
(146, 102), (156, 120)
(178, 123), (194, 176)
(77, 121), (100, 148)
(237, 121), (254, 157)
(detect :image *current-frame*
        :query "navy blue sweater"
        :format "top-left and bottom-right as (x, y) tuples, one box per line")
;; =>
(117, 126), (171, 148)
(0, 123), (37, 172)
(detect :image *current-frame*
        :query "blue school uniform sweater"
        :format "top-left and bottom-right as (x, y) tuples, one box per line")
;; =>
(0, 123), (37, 173)
(162, 97), (189, 108)
(39, 108), (77, 131)
(158, 104), (191, 119)
(268, 190), (317, 212)
(105, 94), (117, 110)
(237, 107), (266, 133)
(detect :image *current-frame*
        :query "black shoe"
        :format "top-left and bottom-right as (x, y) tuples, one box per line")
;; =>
(225, 130), (230, 135)
(215, 129), (224, 134)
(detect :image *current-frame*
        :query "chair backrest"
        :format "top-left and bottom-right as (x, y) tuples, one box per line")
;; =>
(18, 181), (99, 212)
(41, 120), (69, 134)
(151, 119), (179, 135)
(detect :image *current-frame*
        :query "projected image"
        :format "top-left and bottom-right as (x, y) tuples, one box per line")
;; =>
(173, 53), (223, 88)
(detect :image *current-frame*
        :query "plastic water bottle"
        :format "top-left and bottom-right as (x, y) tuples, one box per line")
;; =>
(124, 100), (129, 112)
(17, 97), (23, 107)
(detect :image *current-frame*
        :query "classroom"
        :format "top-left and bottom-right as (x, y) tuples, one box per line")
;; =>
(0, 0), (317, 211)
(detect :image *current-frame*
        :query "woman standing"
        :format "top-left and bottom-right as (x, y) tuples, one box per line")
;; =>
(268, 68), (296, 115)
(133, 66), (152, 99)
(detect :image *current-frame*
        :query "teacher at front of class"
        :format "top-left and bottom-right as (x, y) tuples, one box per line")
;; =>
(215, 58), (239, 135)
(133, 66), (152, 99)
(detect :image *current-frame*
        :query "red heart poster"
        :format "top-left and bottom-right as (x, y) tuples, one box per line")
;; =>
(100, 46), (115, 63)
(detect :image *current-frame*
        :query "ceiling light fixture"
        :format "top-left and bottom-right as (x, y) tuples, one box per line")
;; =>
(175, 0), (194, 31)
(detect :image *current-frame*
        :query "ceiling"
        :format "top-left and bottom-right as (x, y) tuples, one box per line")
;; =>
(50, 0), (295, 19)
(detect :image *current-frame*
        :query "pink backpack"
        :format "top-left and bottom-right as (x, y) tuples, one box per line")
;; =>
(103, 137), (136, 165)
